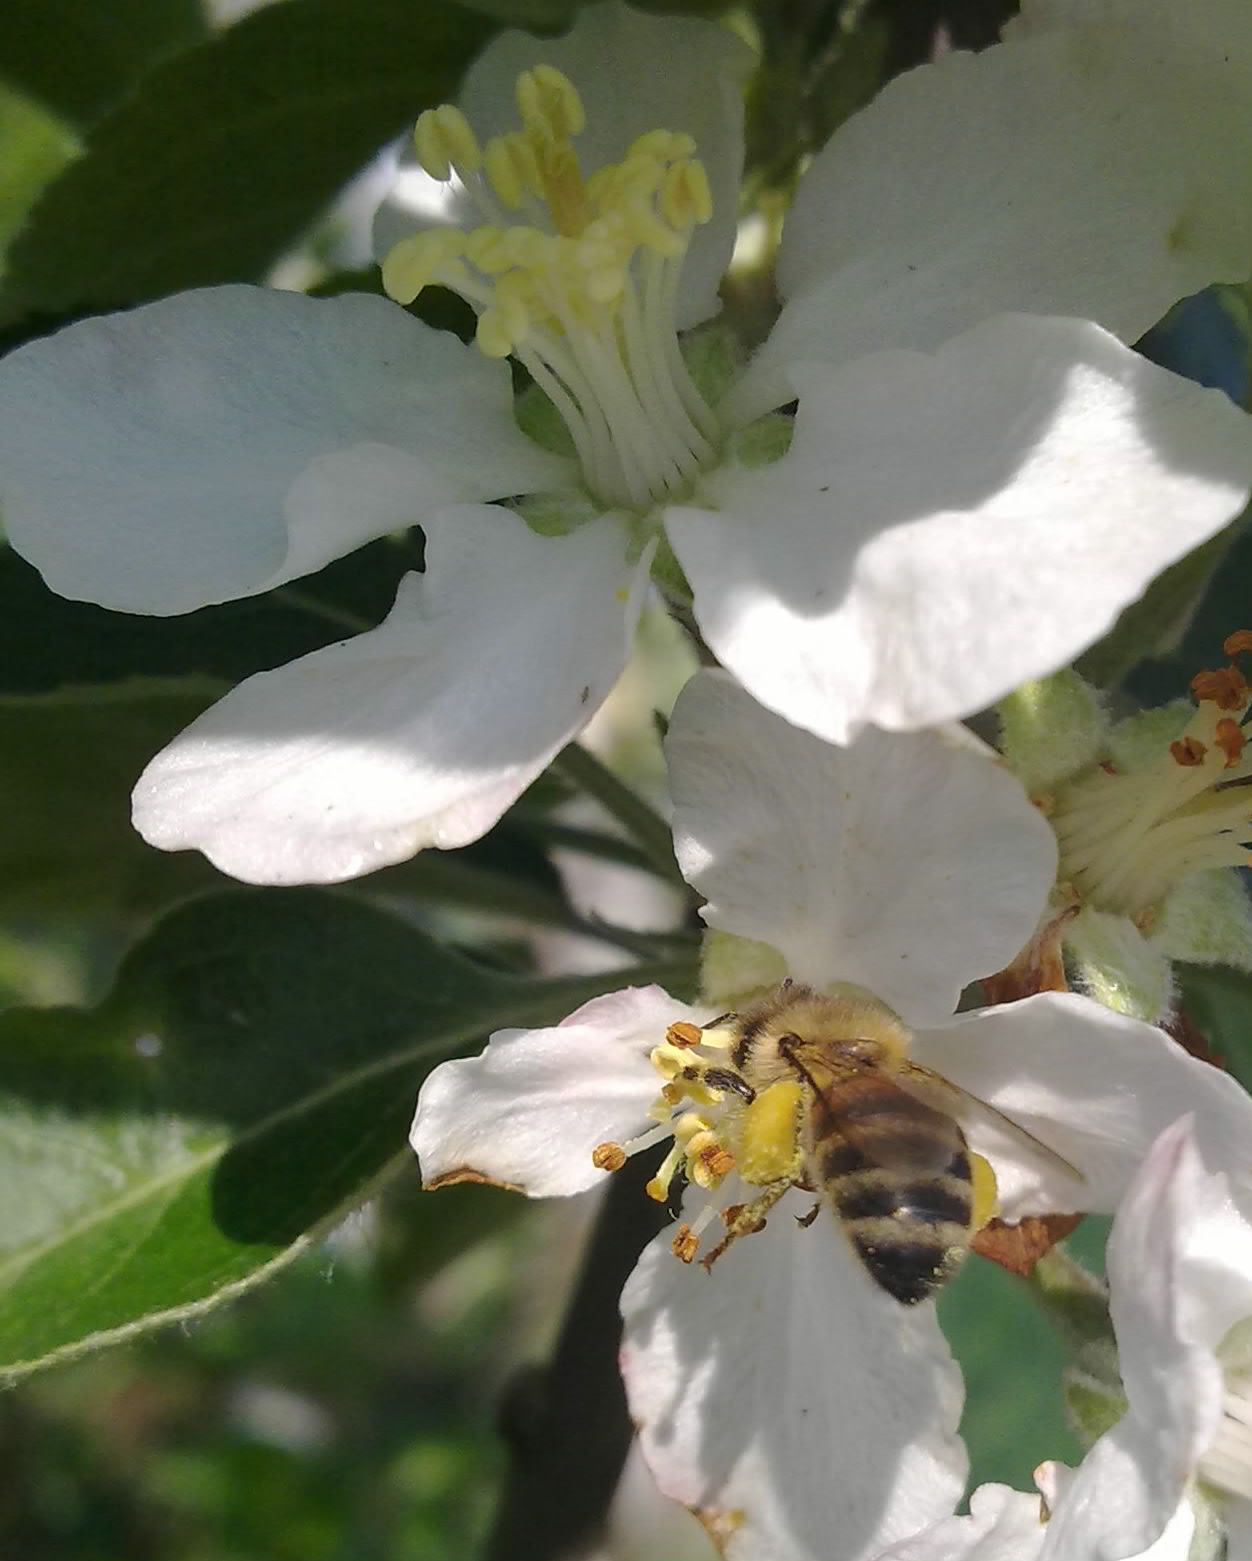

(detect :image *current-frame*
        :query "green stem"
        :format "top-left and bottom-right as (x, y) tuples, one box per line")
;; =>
(481, 1146), (670, 1561)
(553, 744), (687, 890)
(271, 587), (374, 635)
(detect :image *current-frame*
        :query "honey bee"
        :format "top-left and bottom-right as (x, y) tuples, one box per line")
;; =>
(695, 983), (1080, 1305)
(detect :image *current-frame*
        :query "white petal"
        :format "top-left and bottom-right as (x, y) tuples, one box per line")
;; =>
(374, 1), (751, 331)
(674, 316), (1252, 744)
(912, 994), (1252, 1220)
(412, 985), (695, 1196)
(620, 1190), (966, 1561)
(1037, 1121), (1230, 1560)
(0, 286), (565, 614)
(1036, 1465), (1195, 1561)
(738, 10), (1252, 417)
(876, 1484), (1047, 1561)
(665, 670), (1056, 1028)
(133, 509), (645, 883)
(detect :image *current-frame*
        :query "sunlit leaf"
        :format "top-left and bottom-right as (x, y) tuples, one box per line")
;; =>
(0, 888), (695, 1378)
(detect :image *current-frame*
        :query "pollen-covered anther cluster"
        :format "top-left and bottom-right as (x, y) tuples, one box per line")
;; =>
(1050, 631), (1252, 918)
(588, 1016), (799, 1265)
(380, 64), (721, 510)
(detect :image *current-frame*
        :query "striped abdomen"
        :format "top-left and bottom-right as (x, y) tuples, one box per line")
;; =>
(809, 1075), (973, 1305)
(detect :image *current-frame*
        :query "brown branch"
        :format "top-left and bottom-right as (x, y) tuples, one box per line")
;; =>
(482, 1151), (670, 1561)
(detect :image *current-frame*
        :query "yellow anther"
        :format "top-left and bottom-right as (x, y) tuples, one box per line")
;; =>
(592, 1142), (627, 1172)
(672, 1225), (699, 1264)
(663, 159), (712, 229)
(464, 225), (509, 273)
(413, 107), (452, 181)
(969, 1152), (1000, 1232)
(685, 1130), (734, 1189)
(629, 128), (695, 163)
(380, 230), (465, 304)
(665, 1022), (703, 1050)
(476, 294), (529, 358)
(413, 104), (482, 182)
(484, 135), (527, 210)
(624, 197), (684, 259)
(673, 1111), (713, 1144)
(650, 1043), (685, 1079)
(517, 64), (585, 140)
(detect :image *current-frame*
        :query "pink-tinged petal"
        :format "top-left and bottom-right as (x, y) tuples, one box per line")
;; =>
(913, 997), (1252, 1222)
(735, 3), (1252, 419)
(876, 1484), (1047, 1561)
(374, 2), (750, 331)
(674, 317), (1252, 743)
(665, 670), (1055, 1028)
(621, 1189), (966, 1561)
(0, 287), (566, 615)
(133, 509), (645, 884)
(412, 985), (699, 1197)
(1037, 1121), (1232, 1561)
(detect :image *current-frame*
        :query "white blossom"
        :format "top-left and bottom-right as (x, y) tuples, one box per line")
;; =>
(2, 1), (1251, 883)
(412, 672), (1252, 1561)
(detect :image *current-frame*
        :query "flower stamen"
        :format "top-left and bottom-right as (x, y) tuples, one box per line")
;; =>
(382, 66), (721, 510)
(1050, 635), (1252, 916)
(591, 1012), (804, 1264)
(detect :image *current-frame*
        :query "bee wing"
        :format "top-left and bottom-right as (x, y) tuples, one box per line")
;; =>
(896, 1061), (1086, 1189)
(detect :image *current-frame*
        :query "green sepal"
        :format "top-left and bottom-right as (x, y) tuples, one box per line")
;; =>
(1104, 700), (1192, 772)
(997, 670), (1106, 794)
(726, 410), (794, 470)
(682, 318), (743, 409)
(1065, 905), (1174, 1023)
(1155, 869), (1252, 974)
(515, 489), (600, 538)
(699, 929), (787, 1007)
(1063, 1360), (1127, 1449)
(515, 380), (578, 459)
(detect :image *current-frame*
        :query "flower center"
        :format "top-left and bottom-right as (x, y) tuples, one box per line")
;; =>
(381, 65), (722, 511)
(1050, 632), (1252, 919)
(592, 1015), (805, 1268)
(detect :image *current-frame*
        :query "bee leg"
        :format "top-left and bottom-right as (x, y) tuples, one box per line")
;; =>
(700, 1180), (790, 1271)
(796, 1201), (822, 1229)
(702, 1067), (756, 1103)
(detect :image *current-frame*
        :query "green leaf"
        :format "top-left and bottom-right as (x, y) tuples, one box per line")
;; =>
(0, 84), (78, 265)
(0, 537), (415, 694)
(1178, 962), (1252, 1089)
(0, 888), (696, 1378)
(0, 0), (205, 126)
(1, 0), (498, 318)
(0, 681), (224, 916)
(458, 0), (574, 21)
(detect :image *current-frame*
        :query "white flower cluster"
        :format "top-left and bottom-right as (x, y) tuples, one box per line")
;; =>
(5, 0), (1252, 1556)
